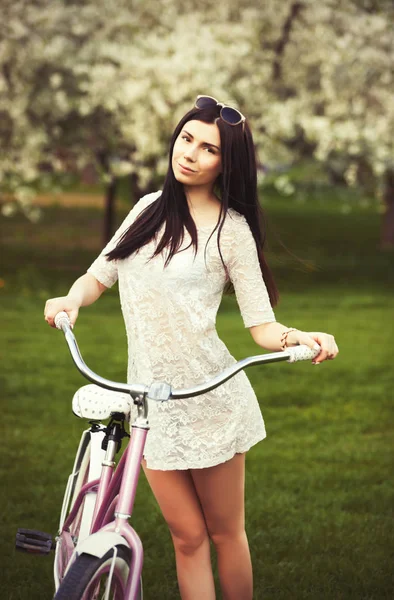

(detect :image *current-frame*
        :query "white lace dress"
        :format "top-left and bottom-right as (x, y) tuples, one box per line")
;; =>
(87, 191), (276, 470)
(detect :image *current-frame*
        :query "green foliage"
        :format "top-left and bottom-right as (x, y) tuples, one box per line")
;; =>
(0, 196), (393, 599)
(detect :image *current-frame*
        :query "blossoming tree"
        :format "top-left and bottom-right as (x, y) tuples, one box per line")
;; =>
(1, 0), (392, 244)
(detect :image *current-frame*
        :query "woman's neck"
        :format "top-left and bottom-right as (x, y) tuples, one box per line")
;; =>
(184, 185), (220, 211)
(183, 185), (222, 227)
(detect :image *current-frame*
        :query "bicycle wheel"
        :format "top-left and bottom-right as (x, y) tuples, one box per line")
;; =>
(54, 545), (142, 600)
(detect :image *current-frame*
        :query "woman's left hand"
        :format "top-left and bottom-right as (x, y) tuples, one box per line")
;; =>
(288, 330), (339, 364)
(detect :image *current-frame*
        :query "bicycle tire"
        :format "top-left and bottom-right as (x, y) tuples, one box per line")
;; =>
(54, 545), (142, 600)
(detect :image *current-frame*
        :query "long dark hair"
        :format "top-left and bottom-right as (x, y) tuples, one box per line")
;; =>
(107, 104), (279, 306)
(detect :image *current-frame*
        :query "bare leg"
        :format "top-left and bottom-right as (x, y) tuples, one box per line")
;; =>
(141, 459), (216, 600)
(191, 453), (253, 600)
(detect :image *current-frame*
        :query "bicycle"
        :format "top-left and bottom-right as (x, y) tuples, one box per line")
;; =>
(16, 311), (320, 599)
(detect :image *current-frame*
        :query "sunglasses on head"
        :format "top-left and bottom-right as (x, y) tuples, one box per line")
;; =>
(195, 95), (246, 132)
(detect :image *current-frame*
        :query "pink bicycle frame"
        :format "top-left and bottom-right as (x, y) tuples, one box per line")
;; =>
(61, 417), (148, 599)
(100, 424), (148, 599)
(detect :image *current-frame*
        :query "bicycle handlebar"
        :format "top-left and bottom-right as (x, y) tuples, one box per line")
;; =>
(54, 311), (320, 401)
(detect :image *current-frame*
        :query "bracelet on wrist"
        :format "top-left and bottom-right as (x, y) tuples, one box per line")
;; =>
(280, 328), (298, 351)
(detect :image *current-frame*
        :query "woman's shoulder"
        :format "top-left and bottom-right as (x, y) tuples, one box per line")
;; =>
(224, 207), (249, 233)
(138, 190), (162, 209)
(226, 207), (246, 223)
(217, 209), (254, 254)
(125, 190), (161, 222)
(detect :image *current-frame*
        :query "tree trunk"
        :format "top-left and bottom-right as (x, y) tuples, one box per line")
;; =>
(272, 2), (304, 83)
(381, 168), (394, 249)
(129, 172), (143, 205)
(103, 177), (117, 246)
(129, 171), (158, 204)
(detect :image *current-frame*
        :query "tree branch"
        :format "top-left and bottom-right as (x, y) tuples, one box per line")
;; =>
(272, 2), (305, 82)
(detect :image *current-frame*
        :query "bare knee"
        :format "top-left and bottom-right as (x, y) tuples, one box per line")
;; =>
(141, 463), (210, 557)
(171, 526), (209, 556)
(209, 528), (247, 549)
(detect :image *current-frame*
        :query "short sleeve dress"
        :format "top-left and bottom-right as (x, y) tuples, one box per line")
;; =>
(87, 191), (276, 470)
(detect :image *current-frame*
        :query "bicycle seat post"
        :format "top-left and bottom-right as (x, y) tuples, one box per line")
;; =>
(112, 394), (149, 523)
(91, 414), (129, 527)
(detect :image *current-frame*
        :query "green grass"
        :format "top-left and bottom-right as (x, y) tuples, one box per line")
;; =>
(0, 193), (393, 599)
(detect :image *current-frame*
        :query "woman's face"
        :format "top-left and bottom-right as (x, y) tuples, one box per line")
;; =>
(172, 120), (222, 189)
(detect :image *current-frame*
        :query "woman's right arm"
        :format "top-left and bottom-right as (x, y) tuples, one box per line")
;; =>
(44, 273), (107, 328)
(45, 191), (162, 329)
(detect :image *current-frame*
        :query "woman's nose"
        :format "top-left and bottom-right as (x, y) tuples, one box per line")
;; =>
(184, 146), (197, 161)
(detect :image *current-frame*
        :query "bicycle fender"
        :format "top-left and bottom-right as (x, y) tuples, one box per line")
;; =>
(76, 531), (129, 559)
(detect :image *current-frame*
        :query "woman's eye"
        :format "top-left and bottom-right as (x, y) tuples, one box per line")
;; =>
(180, 136), (216, 154)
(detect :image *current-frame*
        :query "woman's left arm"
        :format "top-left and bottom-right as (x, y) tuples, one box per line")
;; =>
(250, 322), (339, 364)
(226, 217), (339, 364)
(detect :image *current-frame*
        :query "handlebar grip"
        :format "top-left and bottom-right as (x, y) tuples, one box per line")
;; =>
(287, 344), (321, 363)
(54, 311), (71, 331)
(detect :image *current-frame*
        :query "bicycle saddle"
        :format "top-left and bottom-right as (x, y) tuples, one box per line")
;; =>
(72, 384), (132, 420)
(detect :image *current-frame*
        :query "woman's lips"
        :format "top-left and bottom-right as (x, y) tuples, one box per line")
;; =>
(178, 163), (196, 173)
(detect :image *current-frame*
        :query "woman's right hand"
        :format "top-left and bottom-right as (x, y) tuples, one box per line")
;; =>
(44, 296), (80, 328)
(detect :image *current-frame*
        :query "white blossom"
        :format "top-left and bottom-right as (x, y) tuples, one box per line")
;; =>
(0, 0), (392, 210)
(1, 202), (18, 217)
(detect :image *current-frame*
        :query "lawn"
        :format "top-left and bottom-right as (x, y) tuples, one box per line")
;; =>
(0, 190), (393, 599)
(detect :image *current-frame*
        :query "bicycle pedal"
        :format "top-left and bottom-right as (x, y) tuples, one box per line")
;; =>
(15, 528), (54, 555)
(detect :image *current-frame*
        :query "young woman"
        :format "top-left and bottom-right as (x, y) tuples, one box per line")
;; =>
(45, 96), (338, 600)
